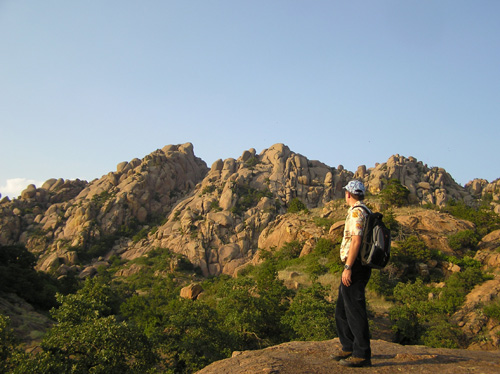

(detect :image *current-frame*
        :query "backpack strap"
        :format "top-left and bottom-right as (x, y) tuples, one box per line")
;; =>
(354, 204), (371, 216)
(353, 205), (371, 262)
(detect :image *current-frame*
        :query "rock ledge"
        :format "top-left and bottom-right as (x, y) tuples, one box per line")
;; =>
(196, 338), (500, 374)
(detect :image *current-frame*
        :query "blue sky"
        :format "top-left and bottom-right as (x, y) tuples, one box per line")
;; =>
(1, 1), (499, 199)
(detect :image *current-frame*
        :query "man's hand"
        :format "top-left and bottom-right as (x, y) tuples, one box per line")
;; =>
(342, 234), (362, 287)
(342, 269), (352, 286)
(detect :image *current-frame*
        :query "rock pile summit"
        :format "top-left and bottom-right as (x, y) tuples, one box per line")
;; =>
(1, 143), (499, 279)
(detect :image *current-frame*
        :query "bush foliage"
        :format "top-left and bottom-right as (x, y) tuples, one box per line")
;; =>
(379, 179), (410, 207)
(287, 198), (308, 213)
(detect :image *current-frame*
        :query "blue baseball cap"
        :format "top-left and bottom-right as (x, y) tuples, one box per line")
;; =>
(343, 180), (366, 196)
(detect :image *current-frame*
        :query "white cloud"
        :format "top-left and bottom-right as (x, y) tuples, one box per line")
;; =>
(0, 178), (44, 199)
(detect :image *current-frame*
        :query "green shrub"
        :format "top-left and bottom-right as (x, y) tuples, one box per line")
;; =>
(314, 217), (335, 230)
(441, 199), (500, 236)
(325, 245), (344, 274)
(393, 235), (431, 263)
(435, 267), (489, 315)
(91, 190), (114, 209)
(379, 179), (410, 207)
(82, 234), (118, 261)
(443, 255), (481, 269)
(448, 267), (489, 292)
(421, 318), (465, 348)
(202, 185), (216, 194)
(305, 260), (328, 281)
(389, 279), (434, 344)
(276, 241), (303, 261)
(448, 230), (479, 251)
(244, 156), (260, 169)
(306, 239), (342, 277)
(382, 209), (399, 233)
(287, 198), (308, 213)
(367, 270), (396, 297)
(230, 184), (273, 216)
(281, 284), (336, 341)
(484, 298), (500, 321)
(313, 238), (335, 256)
(173, 210), (181, 221)
(132, 227), (150, 243)
(210, 200), (222, 212)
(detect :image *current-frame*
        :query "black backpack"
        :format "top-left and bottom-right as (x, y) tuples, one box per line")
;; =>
(356, 205), (391, 269)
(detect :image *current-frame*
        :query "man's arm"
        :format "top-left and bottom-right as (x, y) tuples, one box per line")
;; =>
(341, 235), (362, 287)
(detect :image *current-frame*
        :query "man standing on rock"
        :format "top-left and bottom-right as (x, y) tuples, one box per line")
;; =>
(332, 180), (372, 368)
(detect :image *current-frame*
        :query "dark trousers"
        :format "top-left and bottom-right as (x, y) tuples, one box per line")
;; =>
(335, 261), (372, 359)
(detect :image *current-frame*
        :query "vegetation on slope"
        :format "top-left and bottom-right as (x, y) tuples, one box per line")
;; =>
(1, 181), (500, 373)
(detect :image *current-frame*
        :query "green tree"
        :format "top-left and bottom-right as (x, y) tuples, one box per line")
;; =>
(484, 298), (500, 321)
(20, 278), (157, 374)
(441, 199), (500, 236)
(435, 267), (489, 315)
(389, 279), (434, 344)
(42, 315), (156, 374)
(215, 263), (290, 349)
(287, 198), (308, 213)
(281, 284), (336, 341)
(157, 299), (234, 373)
(276, 240), (303, 261)
(0, 245), (60, 309)
(447, 230), (479, 252)
(382, 209), (399, 233)
(421, 318), (466, 348)
(0, 314), (17, 373)
(379, 179), (410, 207)
(393, 235), (431, 264)
(367, 270), (397, 297)
(215, 277), (268, 348)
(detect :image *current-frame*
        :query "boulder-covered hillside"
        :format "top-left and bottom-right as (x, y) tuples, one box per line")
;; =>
(2, 142), (500, 373)
(1, 143), (498, 279)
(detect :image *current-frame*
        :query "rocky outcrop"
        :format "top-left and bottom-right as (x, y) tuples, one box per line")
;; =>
(0, 294), (53, 347)
(475, 229), (500, 270)
(451, 276), (500, 350)
(0, 179), (88, 246)
(0, 143), (209, 273)
(466, 178), (500, 213)
(0, 144), (498, 280)
(358, 155), (471, 206)
(121, 144), (353, 277)
(195, 338), (500, 374)
(447, 230), (500, 349)
(180, 283), (204, 300)
(394, 209), (475, 255)
(258, 213), (326, 255)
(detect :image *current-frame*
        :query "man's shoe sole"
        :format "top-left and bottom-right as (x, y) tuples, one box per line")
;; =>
(339, 358), (372, 367)
(330, 352), (352, 361)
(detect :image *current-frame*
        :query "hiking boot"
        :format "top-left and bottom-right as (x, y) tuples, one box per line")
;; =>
(330, 350), (352, 361)
(339, 356), (372, 367)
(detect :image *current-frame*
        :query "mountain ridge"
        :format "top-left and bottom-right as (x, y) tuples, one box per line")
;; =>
(1, 142), (499, 278)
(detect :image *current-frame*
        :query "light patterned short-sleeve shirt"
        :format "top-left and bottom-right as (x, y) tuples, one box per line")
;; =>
(340, 202), (369, 263)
